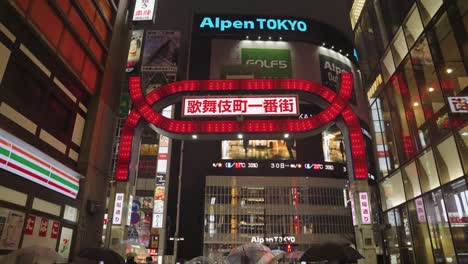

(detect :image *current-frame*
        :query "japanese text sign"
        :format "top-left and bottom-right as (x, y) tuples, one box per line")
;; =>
(113, 193), (124, 225)
(183, 95), (299, 117)
(448, 96), (468, 113)
(24, 215), (36, 235)
(132, 0), (156, 21)
(359, 192), (371, 224)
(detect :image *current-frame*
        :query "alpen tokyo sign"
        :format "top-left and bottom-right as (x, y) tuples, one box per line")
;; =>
(199, 16), (308, 32)
(182, 95), (299, 117)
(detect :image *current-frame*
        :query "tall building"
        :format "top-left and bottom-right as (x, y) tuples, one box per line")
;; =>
(352, 0), (468, 263)
(0, 0), (129, 260)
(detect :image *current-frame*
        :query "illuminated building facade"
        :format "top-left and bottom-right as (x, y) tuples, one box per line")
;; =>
(352, 0), (468, 262)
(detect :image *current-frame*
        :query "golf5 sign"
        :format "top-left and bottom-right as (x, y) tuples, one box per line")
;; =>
(199, 16), (308, 32)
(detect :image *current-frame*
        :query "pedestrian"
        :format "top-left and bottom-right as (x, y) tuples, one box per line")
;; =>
(146, 256), (153, 264)
(126, 256), (137, 264)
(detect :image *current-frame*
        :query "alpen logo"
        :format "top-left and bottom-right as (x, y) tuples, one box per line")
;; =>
(241, 48), (292, 78)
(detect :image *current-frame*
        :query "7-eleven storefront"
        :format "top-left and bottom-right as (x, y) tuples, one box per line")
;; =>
(0, 128), (81, 260)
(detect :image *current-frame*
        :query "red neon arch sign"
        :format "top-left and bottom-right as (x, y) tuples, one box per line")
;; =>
(115, 73), (367, 180)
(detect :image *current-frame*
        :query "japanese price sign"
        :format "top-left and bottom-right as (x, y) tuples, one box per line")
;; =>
(182, 95), (299, 116)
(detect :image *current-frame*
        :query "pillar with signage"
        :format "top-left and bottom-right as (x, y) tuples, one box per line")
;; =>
(349, 180), (377, 264)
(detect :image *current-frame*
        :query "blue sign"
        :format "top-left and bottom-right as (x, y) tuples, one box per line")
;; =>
(199, 16), (308, 32)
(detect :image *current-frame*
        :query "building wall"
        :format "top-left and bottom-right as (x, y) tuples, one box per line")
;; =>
(353, 0), (468, 263)
(0, 0), (128, 260)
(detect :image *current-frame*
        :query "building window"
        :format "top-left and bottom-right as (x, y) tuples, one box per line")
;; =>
(382, 50), (396, 82)
(402, 162), (421, 199)
(423, 189), (457, 263)
(455, 126), (468, 174)
(395, 205), (416, 263)
(403, 5), (424, 49)
(380, 171), (406, 211)
(428, 12), (468, 97)
(379, 0), (415, 37)
(407, 198), (435, 263)
(387, 75), (415, 161)
(417, 0), (443, 25)
(391, 29), (408, 67)
(442, 179), (468, 263)
(402, 58), (429, 150)
(416, 148), (440, 192)
(433, 135), (464, 184)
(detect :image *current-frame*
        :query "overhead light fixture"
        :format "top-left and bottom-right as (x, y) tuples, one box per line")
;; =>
(284, 133), (290, 138)
(192, 135), (198, 139)
(346, 53), (349, 56)
(322, 42), (325, 46)
(246, 36), (249, 39)
(428, 87), (435, 92)
(268, 36), (272, 40)
(237, 134), (243, 139)
(331, 46), (334, 49)
(279, 36), (283, 40)
(446, 68), (453, 74)
(257, 36), (261, 40)
(339, 49), (342, 52)
(413, 102), (419, 107)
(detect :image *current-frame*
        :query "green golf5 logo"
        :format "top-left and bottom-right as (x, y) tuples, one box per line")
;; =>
(241, 48), (292, 78)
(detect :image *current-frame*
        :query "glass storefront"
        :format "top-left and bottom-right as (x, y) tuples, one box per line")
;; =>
(356, 0), (468, 262)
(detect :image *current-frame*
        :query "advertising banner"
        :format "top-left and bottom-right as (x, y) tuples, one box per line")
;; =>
(128, 198), (151, 247)
(241, 48), (292, 78)
(22, 215), (58, 250)
(141, 31), (180, 94)
(132, 0), (157, 21)
(0, 207), (24, 250)
(319, 53), (356, 104)
(58, 227), (73, 259)
(126, 30), (144, 73)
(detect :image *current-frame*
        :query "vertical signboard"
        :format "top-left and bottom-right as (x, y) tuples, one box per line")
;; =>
(113, 193), (124, 225)
(359, 192), (371, 224)
(415, 198), (426, 223)
(141, 31), (180, 94)
(241, 48), (292, 78)
(319, 53), (356, 104)
(132, 0), (157, 21)
(126, 30), (144, 73)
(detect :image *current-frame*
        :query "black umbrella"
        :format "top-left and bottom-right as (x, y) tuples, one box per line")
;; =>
(78, 247), (125, 264)
(300, 243), (364, 262)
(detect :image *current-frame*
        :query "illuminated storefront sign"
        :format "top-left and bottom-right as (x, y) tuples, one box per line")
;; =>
(448, 96), (468, 113)
(359, 192), (371, 224)
(132, 0), (156, 21)
(251, 236), (296, 243)
(0, 129), (81, 199)
(113, 193), (124, 225)
(199, 16), (308, 32)
(183, 95), (299, 116)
